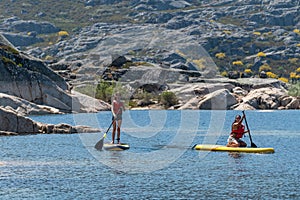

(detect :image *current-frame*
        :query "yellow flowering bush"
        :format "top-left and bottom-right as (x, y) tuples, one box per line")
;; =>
(289, 58), (298, 64)
(215, 52), (226, 59)
(223, 30), (232, 35)
(192, 59), (206, 70)
(58, 31), (69, 37)
(296, 67), (300, 73)
(266, 72), (278, 79)
(232, 61), (243, 66)
(257, 52), (266, 57)
(278, 77), (288, 83)
(293, 29), (300, 35)
(45, 55), (54, 60)
(221, 71), (228, 77)
(244, 69), (252, 74)
(253, 31), (261, 36)
(290, 72), (297, 78)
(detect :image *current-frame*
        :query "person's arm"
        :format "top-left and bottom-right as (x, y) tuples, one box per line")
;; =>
(111, 101), (117, 118)
(241, 114), (249, 134)
(122, 101), (125, 112)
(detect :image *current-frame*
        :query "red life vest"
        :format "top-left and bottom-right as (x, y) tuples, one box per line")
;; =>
(232, 124), (245, 139)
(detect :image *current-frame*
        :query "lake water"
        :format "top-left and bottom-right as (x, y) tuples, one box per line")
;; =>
(0, 110), (299, 199)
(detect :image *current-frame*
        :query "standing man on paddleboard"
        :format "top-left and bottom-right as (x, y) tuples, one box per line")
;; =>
(111, 92), (125, 144)
(227, 114), (248, 147)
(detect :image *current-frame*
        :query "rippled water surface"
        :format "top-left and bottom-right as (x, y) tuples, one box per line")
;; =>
(0, 110), (299, 199)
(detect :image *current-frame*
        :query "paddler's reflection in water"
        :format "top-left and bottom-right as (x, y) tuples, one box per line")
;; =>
(228, 152), (243, 158)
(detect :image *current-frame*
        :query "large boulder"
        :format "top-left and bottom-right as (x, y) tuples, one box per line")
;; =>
(177, 97), (199, 110)
(0, 107), (39, 134)
(171, 82), (234, 101)
(0, 92), (61, 115)
(282, 96), (300, 109)
(198, 89), (238, 110)
(241, 87), (287, 109)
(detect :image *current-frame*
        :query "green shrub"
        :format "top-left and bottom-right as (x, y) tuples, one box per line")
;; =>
(95, 80), (115, 102)
(160, 91), (178, 108)
(74, 84), (97, 98)
(0, 45), (19, 54)
(1, 56), (16, 65)
(288, 83), (300, 97)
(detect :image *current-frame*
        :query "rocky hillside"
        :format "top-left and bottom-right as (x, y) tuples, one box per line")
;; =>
(0, 0), (299, 78)
(0, 0), (299, 113)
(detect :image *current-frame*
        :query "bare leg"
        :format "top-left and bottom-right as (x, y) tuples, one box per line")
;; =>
(116, 120), (122, 144)
(239, 141), (247, 147)
(227, 142), (239, 147)
(111, 121), (116, 144)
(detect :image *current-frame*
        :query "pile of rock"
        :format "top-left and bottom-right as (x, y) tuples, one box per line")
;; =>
(165, 78), (300, 110)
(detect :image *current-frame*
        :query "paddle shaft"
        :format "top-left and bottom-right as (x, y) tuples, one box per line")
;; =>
(95, 108), (121, 150)
(242, 111), (257, 148)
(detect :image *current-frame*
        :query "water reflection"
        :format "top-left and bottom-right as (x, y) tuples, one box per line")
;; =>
(228, 152), (243, 159)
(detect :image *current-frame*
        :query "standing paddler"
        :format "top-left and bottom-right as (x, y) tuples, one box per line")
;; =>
(111, 92), (125, 144)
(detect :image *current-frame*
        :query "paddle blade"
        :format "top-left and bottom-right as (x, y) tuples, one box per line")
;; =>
(95, 133), (107, 150)
(95, 137), (104, 150)
(251, 142), (257, 148)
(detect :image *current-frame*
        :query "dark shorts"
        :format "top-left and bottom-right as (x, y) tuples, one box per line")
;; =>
(112, 114), (122, 121)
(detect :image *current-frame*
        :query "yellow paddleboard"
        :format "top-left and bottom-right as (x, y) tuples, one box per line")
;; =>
(192, 144), (274, 154)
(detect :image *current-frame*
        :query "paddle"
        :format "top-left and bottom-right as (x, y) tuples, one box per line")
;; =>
(94, 119), (115, 150)
(242, 110), (257, 148)
(94, 109), (121, 150)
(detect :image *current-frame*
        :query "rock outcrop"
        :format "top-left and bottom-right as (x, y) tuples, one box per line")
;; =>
(0, 38), (110, 114)
(0, 106), (100, 136)
(0, 38), (110, 135)
(0, 92), (61, 115)
(173, 78), (299, 110)
(235, 87), (300, 110)
(0, 17), (59, 47)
